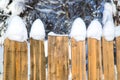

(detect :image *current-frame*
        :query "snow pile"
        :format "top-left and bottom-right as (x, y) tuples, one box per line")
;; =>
(102, 3), (114, 25)
(115, 26), (120, 37)
(87, 19), (102, 40)
(30, 19), (45, 40)
(102, 2), (115, 41)
(111, 0), (117, 16)
(5, 16), (28, 42)
(8, 0), (25, 15)
(0, 37), (4, 46)
(103, 21), (115, 41)
(70, 18), (86, 41)
(0, 0), (9, 10)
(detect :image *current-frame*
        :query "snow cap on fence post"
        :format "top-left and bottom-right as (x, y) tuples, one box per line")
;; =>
(103, 21), (115, 41)
(87, 19), (102, 40)
(115, 26), (120, 37)
(30, 19), (45, 40)
(70, 17), (86, 41)
(5, 16), (28, 42)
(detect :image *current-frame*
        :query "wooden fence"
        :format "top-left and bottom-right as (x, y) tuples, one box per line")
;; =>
(3, 35), (120, 80)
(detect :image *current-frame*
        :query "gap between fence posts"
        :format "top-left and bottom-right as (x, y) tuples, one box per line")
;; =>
(116, 37), (120, 80)
(3, 38), (28, 80)
(48, 35), (69, 80)
(102, 38), (115, 80)
(30, 38), (46, 80)
(71, 38), (86, 80)
(88, 38), (102, 80)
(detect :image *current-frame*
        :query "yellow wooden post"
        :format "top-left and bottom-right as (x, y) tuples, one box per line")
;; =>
(48, 35), (69, 80)
(71, 38), (86, 80)
(116, 37), (120, 80)
(102, 38), (115, 80)
(3, 38), (28, 80)
(30, 38), (46, 80)
(88, 38), (102, 80)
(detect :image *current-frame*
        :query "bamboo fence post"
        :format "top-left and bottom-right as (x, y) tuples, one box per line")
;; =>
(102, 38), (115, 80)
(30, 38), (46, 80)
(48, 35), (69, 80)
(88, 38), (102, 80)
(3, 38), (28, 80)
(71, 38), (86, 80)
(116, 37), (120, 80)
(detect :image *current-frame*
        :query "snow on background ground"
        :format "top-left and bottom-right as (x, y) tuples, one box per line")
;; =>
(0, 46), (3, 80)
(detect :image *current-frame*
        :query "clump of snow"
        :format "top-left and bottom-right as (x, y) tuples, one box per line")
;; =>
(48, 32), (68, 36)
(118, 1), (120, 6)
(30, 19), (45, 40)
(115, 26), (120, 37)
(5, 16), (28, 42)
(8, 1), (25, 15)
(102, 3), (114, 25)
(0, 0), (9, 10)
(0, 37), (4, 46)
(103, 21), (115, 41)
(70, 17), (86, 41)
(87, 19), (102, 40)
(111, 0), (117, 16)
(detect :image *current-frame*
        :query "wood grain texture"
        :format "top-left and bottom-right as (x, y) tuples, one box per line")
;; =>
(48, 35), (69, 80)
(3, 38), (28, 80)
(88, 38), (102, 80)
(30, 38), (46, 80)
(102, 38), (115, 80)
(116, 37), (120, 80)
(71, 38), (86, 80)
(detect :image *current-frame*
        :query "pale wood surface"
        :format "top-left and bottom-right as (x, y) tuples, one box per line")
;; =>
(3, 39), (28, 80)
(30, 38), (46, 80)
(116, 37), (120, 80)
(71, 38), (86, 80)
(102, 38), (115, 80)
(48, 36), (69, 80)
(88, 38), (102, 80)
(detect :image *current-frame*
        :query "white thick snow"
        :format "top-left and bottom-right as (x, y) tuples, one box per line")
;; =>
(70, 17), (86, 41)
(115, 26), (120, 37)
(0, 46), (3, 74)
(111, 0), (117, 16)
(102, 3), (114, 25)
(118, 1), (120, 6)
(48, 32), (68, 36)
(103, 21), (115, 41)
(87, 19), (102, 40)
(5, 16), (28, 42)
(102, 2), (115, 41)
(8, 1), (25, 15)
(0, 0), (9, 10)
(30, 19), (45, 40)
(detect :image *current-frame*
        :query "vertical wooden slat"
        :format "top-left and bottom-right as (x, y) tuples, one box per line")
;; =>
(96, 40), (103, 80)
(116, 37), (120, 80)
(15, 42), (21, 80)
(88, 38), (102, 80)
(4, 39), (15, 80)
(48, 35), (69, 80)
(20, 42), (28, 80)
(30, 38), (46, 80)
(102, 38), (115, 80)
(71, 38), (86, 80)
(3, 38), (28, 80)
